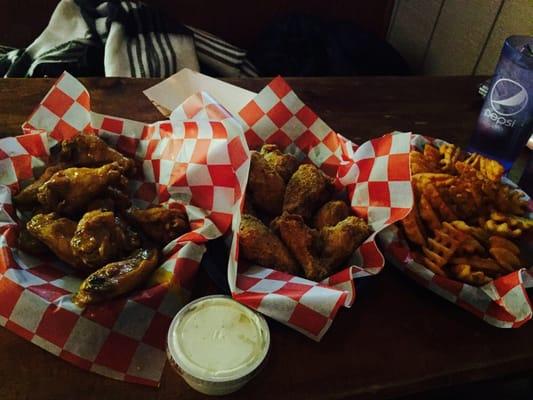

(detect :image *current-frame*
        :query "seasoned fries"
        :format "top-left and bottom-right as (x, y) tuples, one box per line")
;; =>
(402, 141), (532, 286)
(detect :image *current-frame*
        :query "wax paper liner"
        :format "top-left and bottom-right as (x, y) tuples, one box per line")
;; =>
(378, 134), (533, 327)
(0, 72), (249, 385)
(215, 77), (414, 341)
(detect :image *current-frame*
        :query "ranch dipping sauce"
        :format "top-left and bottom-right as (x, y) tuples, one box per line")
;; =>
(167, 295), (270, 395)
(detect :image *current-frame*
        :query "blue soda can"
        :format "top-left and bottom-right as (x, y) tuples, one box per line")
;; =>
(468, 36), (533, 171)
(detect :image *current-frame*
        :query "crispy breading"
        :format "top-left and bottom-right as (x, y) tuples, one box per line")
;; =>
(248, 151), (286, 215)
(313, 200), (351, 229)
(320, 216), (370, 272)
(260, 144), (299, 182)
(239, 214), (300, 274)
(283, 164), (334, 219)
(277, 213), (329, 281)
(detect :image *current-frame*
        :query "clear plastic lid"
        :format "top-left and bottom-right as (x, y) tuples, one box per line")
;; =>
(167, 295), (270, 382)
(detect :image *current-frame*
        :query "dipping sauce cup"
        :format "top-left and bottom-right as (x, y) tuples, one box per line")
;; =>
(167, 295), (270, 395)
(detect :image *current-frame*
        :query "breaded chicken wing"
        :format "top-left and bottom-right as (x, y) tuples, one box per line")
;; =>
(26, 213), (90, 270)
(247, 151), (286, 215)
(283, 164), (334, 219)
(124, 205), (189, 243)
(276, 213), (329, 281)
(37, 162), (126, 216)
(320, 216), (370, 272)
(71, 209), (141, 269)
(260, 144), (299, 182)
(313, 200), (351, 229)
(239, 214), (300, 274)
(59, 134), (135, 174)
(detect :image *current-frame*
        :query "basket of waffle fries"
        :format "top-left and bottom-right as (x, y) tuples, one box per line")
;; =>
(379, 134), (533, 327)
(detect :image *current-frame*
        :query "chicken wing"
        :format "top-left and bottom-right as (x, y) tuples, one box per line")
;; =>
(276, 213), (329, 281)
(320, 216), (370, 271)
(283, 164), (334, 219)
(247, 151), (286, 215)
(37, 162), (126, 216)
(13, 164), (65, 211)
(71, 209), (141, 269)
(59, 134), (135, 174)
(26, 213), (90, 270)
(73, 248), (159, 306)
(313, 200), (351, 229)
(239, 214), (300, 274)
(260, 144), (299, 182)
(17, 226), (50, 256)
(124, 205), (189, 243)
(86, 186), (132, 212)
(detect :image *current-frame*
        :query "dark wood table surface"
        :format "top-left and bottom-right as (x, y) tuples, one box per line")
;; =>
(1, 76), (532, 400)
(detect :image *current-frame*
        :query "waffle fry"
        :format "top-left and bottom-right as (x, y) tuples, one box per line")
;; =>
(419, 195), (441, 231)
(449, 220), (489, 243)
(423, 143), (441, 167)
(421, 227), (465, 276)
(439, 143), (462, 173)
(443, 222), (484, 255)
(463, 153), (504, 182)
(412, 173), (454, 194)
(488, 235), (521, 272)
(410, 151), (437, 174)
(481, 218), (522, 238)
(400, 204), (426, 246)
(490, 211), (533, 231)
(422, 183), (457, 221)
(450, 264), (491, 286)
(400, 141), (531, 287)
(450, 255), (502, 273)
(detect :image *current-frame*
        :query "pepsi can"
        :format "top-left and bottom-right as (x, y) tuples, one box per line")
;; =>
(468, 36), (533, 171)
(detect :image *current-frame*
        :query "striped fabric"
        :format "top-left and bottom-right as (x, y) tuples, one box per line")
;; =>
(0, 0), (257, 78)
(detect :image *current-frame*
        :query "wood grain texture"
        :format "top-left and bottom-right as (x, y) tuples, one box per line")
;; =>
(3, 76), (533, 400)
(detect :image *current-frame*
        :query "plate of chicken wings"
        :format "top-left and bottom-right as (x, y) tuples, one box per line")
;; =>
(239, 144), (371, 282)
(13, 134), (190, 306)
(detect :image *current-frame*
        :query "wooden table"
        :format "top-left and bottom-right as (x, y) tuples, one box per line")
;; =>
(1, 76), (532, 400)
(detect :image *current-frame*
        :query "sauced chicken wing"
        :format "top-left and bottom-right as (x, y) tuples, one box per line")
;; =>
(86, 186), (132, 212)
(276, 213), (329, 281)
(283, 164), (334, 219)
(239, 214), (300, 274)
(260, 144), (299, 182)
(71, 209), (141, 269)
(320, 216), (370, 272)
(313, 200), (351, 229)
(26, 213), (90, 270)
(73, 248), (159, 306)
(124, 206), (189, 243)
(37, 162), (126, 216)
(59, 134), (135, 174)
(13, 164), (65, 211)
(247, 151), (286, 215)
(17, 226), (50, 256)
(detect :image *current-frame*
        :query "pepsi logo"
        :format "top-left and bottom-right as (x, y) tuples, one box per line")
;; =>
(490, 78), (528, 117)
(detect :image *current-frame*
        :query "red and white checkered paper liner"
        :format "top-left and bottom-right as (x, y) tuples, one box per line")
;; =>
(0, 72), (249, 386)
(226, 76), (414, 341)
(379, 134), (533, 328)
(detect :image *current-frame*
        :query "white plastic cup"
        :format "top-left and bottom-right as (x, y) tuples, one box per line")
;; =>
(167, 295), (270, 396)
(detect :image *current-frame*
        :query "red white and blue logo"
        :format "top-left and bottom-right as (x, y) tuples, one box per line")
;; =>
(490, 78), (528, 116)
